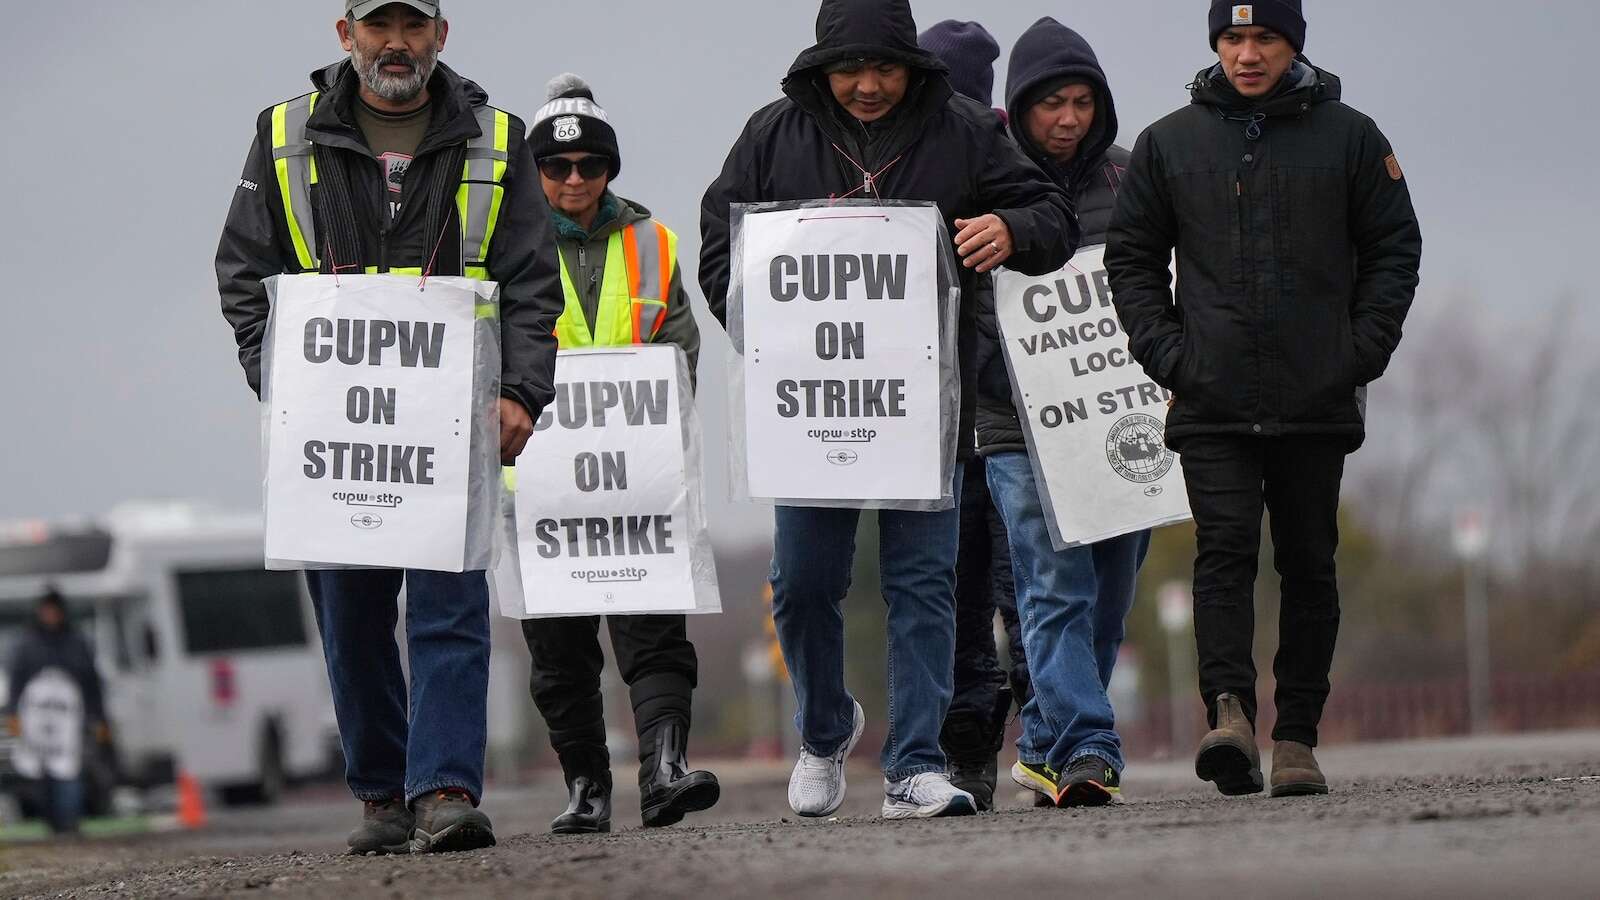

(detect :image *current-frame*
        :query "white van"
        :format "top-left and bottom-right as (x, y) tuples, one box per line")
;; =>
(0, 505), (339, 807)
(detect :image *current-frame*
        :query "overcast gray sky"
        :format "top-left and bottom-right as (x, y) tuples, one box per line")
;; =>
(2, 0), (1596, 548)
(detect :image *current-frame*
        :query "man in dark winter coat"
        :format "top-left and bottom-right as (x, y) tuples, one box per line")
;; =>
(1107, 0), (1422, 798)
(216, 0), (563, 853)
(3, 591), (106, 835)
(700, 0), (1076, 821)
(917, 18), (1024, 815)
(520, 73), (718, 836)
(973, 16), (1154, 810)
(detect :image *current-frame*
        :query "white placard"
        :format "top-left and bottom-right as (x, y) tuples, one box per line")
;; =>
(13, 668), (84, 780)
(263, 274), (481, 571)
(507, 346), (719, 617)
(994, 244), (1192, 547)
(739, 205), (945, 501)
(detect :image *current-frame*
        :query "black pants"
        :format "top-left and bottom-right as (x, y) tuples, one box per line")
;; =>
(1179, 435), (1347, 747)
(522, 614), (697, 777)
(949, 457), (1029, 724)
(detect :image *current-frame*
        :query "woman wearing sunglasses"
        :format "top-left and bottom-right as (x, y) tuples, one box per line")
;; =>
(520, 73), (715, 836)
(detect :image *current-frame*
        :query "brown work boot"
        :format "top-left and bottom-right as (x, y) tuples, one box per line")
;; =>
(1194, 693), (1264, 796)
(1270, 741), (1329, 797)
(346, 798), (413, 856)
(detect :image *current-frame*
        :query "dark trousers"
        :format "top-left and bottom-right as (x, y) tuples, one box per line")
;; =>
(1179, 435), (1347, 747)
(949, 457), (1021, 722)
(521, 614), (697, 778)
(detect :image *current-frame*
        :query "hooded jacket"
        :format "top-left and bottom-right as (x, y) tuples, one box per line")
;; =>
(974, 18), (1130, 455)
(1106, 62), (1422, 449)
(699, 0), (1078, 460)
(217, 61), (564, 421)
(550, 192), (701, 382)
(4, 621), (104, 724)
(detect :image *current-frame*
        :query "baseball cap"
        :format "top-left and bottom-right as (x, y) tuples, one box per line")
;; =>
(345, 1), (440, 19)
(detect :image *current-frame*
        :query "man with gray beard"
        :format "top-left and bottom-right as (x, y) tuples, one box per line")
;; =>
(216, 0), (562, 854)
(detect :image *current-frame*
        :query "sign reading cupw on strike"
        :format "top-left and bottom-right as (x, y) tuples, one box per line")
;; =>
(261, 274), (499, 573)
(994, 245), (1192, 548)
(737, 204), (948, 503)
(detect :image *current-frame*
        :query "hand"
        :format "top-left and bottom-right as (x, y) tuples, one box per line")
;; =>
(93, 720), (111, 744)
(953, 214), (1015, 274)
(4, 715), (17, 737)
(498, 398), (534, 464)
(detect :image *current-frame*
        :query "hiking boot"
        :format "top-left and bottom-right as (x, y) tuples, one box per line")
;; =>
(552, 774), (612, 835)
(789, 700), (866, 817)
(1270, 740), (1329, 798)
(346, 798), (413, 855)
(1195, 692), (1264, 796)
(1057, 756), (1118, 808)
(882, 772), (977, 820)
(639, 719), (721, 828)
(409, 788), (496, 854)
(1011, 760), (1061, 806)
(941, 686), (1012, 813)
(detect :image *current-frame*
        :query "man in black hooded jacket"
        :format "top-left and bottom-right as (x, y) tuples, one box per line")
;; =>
(1107, 0), (1421, 799)
(963, 16), (1153, 810)
(700, 0), (1075, 821)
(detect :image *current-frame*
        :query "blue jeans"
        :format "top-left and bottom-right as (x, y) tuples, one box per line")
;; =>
(40, 776), (83, 834)
(986, 453), (1150, 773)
(307, 569), (491, 806)
(769, 470), (963, 781)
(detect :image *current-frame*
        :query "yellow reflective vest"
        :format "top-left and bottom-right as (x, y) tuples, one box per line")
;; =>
(554, 221), (679, 348)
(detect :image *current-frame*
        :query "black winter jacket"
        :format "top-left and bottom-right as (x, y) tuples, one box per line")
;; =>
(3, 624), (104, 723)
(217, 61), (564, 421)
(699, 0), (1078, 460)
(975, 18), (1130, 455)
(1106, 63), (1422, 449)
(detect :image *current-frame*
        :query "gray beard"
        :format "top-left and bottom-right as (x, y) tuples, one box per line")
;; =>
(352, 44), (439, 104)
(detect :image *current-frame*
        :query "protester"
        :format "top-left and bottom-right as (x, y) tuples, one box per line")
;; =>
(916, 18), (1025, 814)
(216, 0), (562, 852)
(700, 0), (1076, 820)
(3, 590), (106, 835)
(521, 73), (718, 835)
(1107, 0), (1422, 797)
(958, 16), (1155, 810)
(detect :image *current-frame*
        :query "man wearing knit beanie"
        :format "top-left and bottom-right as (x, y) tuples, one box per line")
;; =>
(917, 18), (1023, 814)
(1109, 2), (1421, 800)
(521, 73), (716, 836)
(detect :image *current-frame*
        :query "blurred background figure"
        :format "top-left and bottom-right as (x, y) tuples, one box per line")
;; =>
(4, 588), (107, 835)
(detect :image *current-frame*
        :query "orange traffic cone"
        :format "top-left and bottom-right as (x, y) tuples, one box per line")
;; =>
(177, 771), (207, 829)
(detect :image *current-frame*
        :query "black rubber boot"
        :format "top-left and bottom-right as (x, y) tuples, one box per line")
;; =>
(638, 718), (720, 828)
(942, 685), (1011, 812)
(551, 745), (612, 835)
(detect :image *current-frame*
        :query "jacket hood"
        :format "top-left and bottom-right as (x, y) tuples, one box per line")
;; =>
(1189, 59), (1341, 116)
(1004, 18), (1118, 190)
(784, 0), (949, 80)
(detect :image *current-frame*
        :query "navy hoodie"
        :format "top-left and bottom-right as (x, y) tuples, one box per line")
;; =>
(977, 18), (1132, 455)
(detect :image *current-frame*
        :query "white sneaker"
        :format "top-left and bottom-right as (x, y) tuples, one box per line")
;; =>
(788, 700), (866, 817)
(882, 772), (978, 820)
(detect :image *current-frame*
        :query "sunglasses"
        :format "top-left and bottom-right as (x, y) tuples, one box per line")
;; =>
(538, 156), (610, 181)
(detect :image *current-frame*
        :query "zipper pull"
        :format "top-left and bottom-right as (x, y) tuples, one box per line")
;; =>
(578, 245), (586, 267)
(863, 172), (874, 195)
(1236, 181), (1242, 196)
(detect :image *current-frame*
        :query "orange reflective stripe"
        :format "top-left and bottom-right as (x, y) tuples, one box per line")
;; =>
(622, 226), (643, 342)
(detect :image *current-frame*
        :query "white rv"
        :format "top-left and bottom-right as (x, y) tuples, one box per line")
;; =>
(0, 506), (339, 807)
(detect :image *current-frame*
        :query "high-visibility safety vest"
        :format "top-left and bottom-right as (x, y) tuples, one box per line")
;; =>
(268, 91), (511, 281)
(554, 222), (678, 348)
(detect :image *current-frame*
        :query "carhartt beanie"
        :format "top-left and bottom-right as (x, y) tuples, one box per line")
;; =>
(528, 73), (621, 179)
(1209, 1), (1306, 53)
(918, 20), (1000, 106)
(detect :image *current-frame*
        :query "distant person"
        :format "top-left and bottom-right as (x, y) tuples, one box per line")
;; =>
(4, 589), (106, 835)
(215, 0), (563, 853)
(520, 72), (718, 836)
(916, 18), (1024, 814)
(974, 16), (1153, 810)
(1107, 0), (1422, 797)
(700, 0), (1075, 821)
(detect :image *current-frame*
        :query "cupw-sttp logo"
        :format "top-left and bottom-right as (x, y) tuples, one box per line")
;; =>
(1233, 5), (1254, 25)
(1106, 414), (1175, 484)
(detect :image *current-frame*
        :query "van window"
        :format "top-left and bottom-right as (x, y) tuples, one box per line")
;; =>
(174, 569), (308, 655)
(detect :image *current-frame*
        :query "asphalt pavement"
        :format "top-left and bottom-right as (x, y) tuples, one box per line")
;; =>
(2, 730), (1598, 899)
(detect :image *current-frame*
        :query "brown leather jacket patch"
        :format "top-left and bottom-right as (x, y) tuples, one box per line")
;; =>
(1385, 154), (1404, 181)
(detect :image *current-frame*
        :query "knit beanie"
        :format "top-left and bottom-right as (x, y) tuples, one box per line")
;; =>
(528, 73), (621, 179)
(918, 20), (1000, 106)
(1209, 1), (1306, 53)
